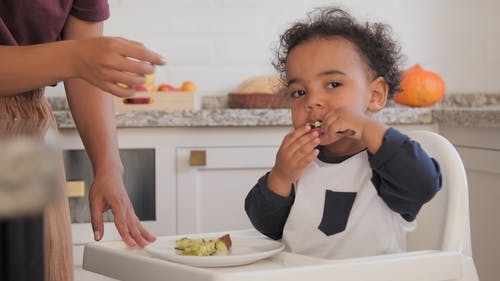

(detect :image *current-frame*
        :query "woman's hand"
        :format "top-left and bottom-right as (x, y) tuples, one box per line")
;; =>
(88, 170), (156, 248)
(268, 125), (320, 197)
(71, 37), (165, 97)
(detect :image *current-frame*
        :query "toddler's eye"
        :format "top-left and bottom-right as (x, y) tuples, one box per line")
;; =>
(326, 82), (341, 88)
(290, 89), (306, 98)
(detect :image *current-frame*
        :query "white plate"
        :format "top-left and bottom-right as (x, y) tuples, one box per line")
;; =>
(144, 235), (284, 267)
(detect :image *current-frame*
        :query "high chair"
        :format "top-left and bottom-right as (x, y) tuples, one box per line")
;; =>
(402, 130), (480, 280)
(231, 130), (481, 281)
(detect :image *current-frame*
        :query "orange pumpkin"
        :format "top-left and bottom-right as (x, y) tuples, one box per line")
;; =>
(394, 64), (446, 107)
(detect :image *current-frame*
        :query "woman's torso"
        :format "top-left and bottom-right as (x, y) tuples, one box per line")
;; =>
(0, 0), (109, 46)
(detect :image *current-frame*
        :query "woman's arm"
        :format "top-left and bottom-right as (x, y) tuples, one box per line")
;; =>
(0, 42), (75, 96)
(63, 15), (155, 247)
(0, 30), (164, 97)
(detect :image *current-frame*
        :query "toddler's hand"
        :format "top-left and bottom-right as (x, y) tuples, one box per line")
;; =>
(322, 107), (369, 140)
(268, 125), (320, 197)
(322, 107), (389, 154)
(72, 37), (166, 97)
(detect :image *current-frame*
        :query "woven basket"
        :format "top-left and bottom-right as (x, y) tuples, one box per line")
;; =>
(228, 93), (289, 109)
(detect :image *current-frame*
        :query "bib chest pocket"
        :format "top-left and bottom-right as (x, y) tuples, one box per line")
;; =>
(318, 190), (357, 236)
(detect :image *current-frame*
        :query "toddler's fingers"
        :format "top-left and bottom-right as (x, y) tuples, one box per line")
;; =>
(295, 148), (320, 168)
(288, 129), (319, 155)
(322, 111), (339, 129)
(282, 125), (312, 149)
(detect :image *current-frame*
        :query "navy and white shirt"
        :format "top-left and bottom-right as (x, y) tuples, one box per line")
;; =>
(244, 128), (442, 259)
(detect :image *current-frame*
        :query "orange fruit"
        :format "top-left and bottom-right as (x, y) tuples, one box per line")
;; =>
(157, 83), (176, 92)
(181, 81), (196, 92)
(394, 64), (446, 107)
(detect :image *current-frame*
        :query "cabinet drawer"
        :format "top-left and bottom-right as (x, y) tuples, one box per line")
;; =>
(440, 126), (500, 150)
(456, 147), (500, 174)
(182, 146), (278, 169)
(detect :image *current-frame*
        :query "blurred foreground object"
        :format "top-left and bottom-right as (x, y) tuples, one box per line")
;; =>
(0, 119), (63, 281)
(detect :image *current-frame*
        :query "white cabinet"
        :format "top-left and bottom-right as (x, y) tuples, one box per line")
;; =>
(439, 126), (500, 281)
(169, 127), (288, 235)
(176, 146), (278, 234)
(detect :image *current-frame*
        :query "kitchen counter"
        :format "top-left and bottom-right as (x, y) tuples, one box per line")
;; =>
(432, 106), (500, 128)
(49, 93), (500, 129)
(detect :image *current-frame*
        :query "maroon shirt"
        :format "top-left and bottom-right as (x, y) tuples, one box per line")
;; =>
(0, 0), (109, 46)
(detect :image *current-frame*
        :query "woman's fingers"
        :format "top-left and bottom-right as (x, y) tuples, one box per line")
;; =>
(75, 37), (166, 96)
(114, 37), (166, 66)
(113, 210), (136, 247)
(110, 54), (157, 77)
(100, 81), (136, 97)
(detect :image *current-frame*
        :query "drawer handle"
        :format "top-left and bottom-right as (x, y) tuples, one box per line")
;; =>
(66, 181), (85, 198)
(189, 150), (206, 166)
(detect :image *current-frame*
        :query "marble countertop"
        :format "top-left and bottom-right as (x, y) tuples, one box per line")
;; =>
(50, 93), (500, 129)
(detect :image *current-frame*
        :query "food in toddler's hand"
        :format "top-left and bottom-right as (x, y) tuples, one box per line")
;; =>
(309, 120), (356, 136)
(175, 234), (232, 256)
(310, 120), (322, 128)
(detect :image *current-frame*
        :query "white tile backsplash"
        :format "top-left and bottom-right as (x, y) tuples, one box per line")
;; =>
(488, 39), (500, 63)
(45, 0), (500, 97)
(402, 34), (487, 66)
(399, 0), (487, 10)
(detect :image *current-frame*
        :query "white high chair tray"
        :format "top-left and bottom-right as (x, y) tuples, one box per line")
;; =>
(83, 230), (464, 281)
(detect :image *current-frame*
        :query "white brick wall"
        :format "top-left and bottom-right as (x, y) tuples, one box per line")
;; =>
(46, 0), (500, 96)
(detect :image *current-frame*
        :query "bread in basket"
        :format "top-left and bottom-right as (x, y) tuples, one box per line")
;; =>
(228, 75), (289, 108)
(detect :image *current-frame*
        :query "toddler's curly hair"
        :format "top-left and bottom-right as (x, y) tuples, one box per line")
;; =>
(273, 7), (404, 98)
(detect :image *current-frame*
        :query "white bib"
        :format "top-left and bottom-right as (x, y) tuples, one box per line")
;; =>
(282, 151), (414, 259)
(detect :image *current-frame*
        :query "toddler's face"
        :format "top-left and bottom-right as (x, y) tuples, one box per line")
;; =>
(285, 36), (374, 140)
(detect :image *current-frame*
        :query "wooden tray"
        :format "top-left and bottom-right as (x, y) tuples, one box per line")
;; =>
(114, 91), (195, 112)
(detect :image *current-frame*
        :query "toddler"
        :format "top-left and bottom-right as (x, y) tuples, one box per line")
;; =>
(244, 7), (442, 259)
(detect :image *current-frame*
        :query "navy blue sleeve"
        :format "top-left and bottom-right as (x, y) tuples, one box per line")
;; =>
(244, 172), (295, 240)
(369, 128), (442, 221)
